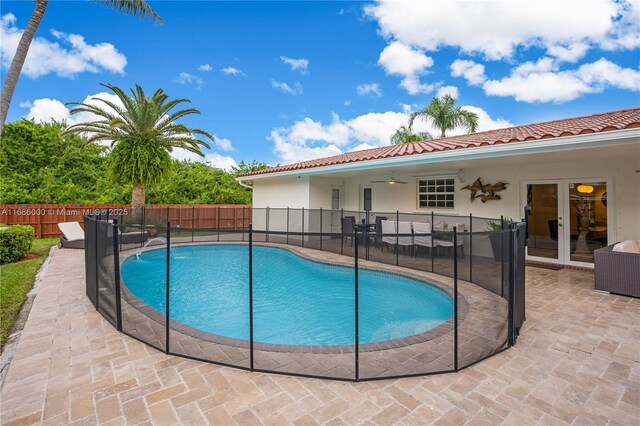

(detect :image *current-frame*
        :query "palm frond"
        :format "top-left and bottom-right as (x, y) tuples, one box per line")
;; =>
(93, 0), (163, 23)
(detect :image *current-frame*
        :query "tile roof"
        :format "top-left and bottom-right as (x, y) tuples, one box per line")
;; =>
(240, 108), (640, 178)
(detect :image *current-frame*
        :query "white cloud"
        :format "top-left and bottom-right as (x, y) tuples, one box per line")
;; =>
(25, 98), (71, 123)
(576, 57), (640, 90)
(436, 85), (459, 99)
(221, 66), (245, 76)
(1, 14), (127, 78)
(271, 80), (303, 95)
(356, 83), (382, 97)
(365, 0), (638, 60)
(482, 57), (640, 103)
(344, 100), (351, 106)
(213, 135), (234, 152)
(204, 153), (238, 171)
(546, 42), (590, 63)
(269, 106), (510, 163)
(378, 41), (435, 95)
(450, 60), (487, 86)
(198, 64), (213, 72)
(280, 56), (309, 74)
(25, 92), (122, 125)
(449, 106), (512, 134)
(176, 72), (203, 89)
(169, 149), (237, 171)
(18, 100), (32, 108)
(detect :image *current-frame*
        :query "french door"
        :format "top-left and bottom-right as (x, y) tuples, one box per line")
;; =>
(523, 178), (614, 266)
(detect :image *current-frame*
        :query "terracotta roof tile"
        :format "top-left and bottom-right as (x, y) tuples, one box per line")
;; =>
(240, 108), (640, 177)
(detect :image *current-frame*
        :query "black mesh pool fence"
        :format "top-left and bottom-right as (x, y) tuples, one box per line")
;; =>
(84, 210), (526, 381)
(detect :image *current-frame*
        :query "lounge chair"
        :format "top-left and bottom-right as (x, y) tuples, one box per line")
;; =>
(58, 222), (85, 249)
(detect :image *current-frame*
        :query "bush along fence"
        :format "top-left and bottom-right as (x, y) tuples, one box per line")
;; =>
(0, 204), (252, 238)
(85, 209), (527, 381)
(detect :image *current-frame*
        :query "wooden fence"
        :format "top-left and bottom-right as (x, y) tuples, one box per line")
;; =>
(0, 204), (252, 238)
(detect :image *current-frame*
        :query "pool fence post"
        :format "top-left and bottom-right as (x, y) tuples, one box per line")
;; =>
(500, 215), (505, 298)
(165, 222), (171, 354)
(141, 207), (146, 248)
(396, 210), (399, 266)
(249, 224), (254, 370)
(453, 225), (459, 371)
(286, 207), (290, 245)
(508, 224), (516, 346)
(469, 213), (473, 283)
(113, 219), (122, 332)
(320, 208), (323, 251)
(266, 207), (270, 243)
(431, 211), (435, 273)
(302, 207), (305, 248)
(95, 214), (100, 313)
(191, 205), (195, 242)
(354, 227), (359, 381)
(340, 208), (344, 255)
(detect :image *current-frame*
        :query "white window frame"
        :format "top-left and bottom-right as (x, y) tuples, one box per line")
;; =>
(416, 176), (456, 210)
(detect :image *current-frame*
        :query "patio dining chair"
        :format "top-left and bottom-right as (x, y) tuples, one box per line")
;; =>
(436, 223), (465, 258)
(341, 217), (355, 247)
(380, 220), (396, 252)
(413, 221), (437, 258)
(374, 216), (388, 246)
(397, 221), (414, 252)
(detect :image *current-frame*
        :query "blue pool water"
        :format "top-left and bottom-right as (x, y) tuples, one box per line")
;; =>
(121, 245), (454, 346)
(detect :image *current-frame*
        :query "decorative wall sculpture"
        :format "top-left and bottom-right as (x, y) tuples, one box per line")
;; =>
(461, 178), (509, 203)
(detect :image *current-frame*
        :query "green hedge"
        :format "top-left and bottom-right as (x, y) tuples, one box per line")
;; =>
(0, 225), (35, 264)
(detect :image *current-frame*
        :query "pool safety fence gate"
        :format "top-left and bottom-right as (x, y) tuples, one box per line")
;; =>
(85, 209), (526, 381)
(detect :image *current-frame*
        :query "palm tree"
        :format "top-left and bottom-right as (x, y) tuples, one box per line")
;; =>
(408, 94), (479, 138)
(390, 125), (433, 145)
(0, 0), (162, 136)
(64, 83), (213, 208)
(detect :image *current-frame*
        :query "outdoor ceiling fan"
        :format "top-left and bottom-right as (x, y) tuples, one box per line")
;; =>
(371, 171), (408, 185)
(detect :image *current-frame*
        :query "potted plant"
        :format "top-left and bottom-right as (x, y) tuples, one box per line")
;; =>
(486, 218), (512, 261)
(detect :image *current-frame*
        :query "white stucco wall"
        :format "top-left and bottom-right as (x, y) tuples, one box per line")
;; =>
(250, 148), (640, 244)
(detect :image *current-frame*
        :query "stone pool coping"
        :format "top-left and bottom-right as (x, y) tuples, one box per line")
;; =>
(118, 242), (476, 354)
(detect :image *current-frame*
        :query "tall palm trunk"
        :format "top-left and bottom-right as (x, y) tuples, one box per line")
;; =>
(0, 0), (48, 136)
(132, 182), (146, 208)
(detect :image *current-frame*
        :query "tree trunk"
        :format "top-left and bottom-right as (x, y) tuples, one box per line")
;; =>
(0, 0), (48, 136)
(440, 130), (446, 138)
(131, 182), (146, 208)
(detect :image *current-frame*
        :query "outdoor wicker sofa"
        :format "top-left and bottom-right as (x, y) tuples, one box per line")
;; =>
(594, 240), (640, 298)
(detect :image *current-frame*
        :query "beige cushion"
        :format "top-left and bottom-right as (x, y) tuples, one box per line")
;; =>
(58, 222), (84, 242)
(612, 240), (640, 253)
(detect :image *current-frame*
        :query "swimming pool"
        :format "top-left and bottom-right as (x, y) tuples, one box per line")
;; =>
(121, 245), (454, 347)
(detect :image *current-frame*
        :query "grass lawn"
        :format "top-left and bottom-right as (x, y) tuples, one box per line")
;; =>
(0, 238), (57, 349)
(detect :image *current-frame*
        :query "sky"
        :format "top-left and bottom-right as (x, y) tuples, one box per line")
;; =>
(1, 0), (639, 170)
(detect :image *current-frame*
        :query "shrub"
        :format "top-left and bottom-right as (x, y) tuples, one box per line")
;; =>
(0, 225), (35, 264)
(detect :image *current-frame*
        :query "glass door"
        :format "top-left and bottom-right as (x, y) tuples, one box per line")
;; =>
(567, 181), (609, 264)
(524, 179), (613, 266)
(525, 182), (563, 263)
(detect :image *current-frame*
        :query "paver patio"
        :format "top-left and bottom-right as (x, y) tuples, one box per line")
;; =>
(1, 247), (638, 425)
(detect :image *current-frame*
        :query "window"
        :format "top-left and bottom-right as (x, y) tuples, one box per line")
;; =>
(418, 178), (455, 208)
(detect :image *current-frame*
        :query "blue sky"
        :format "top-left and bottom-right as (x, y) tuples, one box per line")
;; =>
(1, 0), (639, 169)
